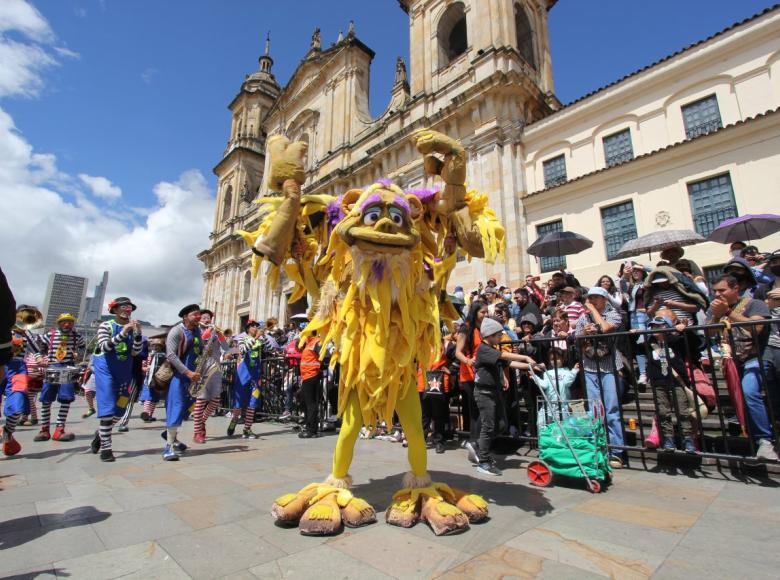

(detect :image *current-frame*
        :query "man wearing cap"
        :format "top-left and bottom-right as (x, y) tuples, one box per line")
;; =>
(645, 269), (702, 325)
(659, 246), (703, 278)
(227, 319), (264, 439)
(559, 286), (586, 326)
(161, 304), (203, 460)
(575, 287), (625, 468)
(722, 257), (758, 296)
(88, 297), (143, 461)
(34, 312), (85, 443)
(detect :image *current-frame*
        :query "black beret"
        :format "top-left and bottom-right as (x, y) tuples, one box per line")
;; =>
(178, 304), (201, 318)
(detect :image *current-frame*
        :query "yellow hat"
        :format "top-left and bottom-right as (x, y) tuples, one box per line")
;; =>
(57, 313), (77, 324)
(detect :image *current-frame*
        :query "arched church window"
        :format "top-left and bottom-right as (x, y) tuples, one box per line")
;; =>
(243, 270), (251, 302)
(221, 185), (233, 221)
(437, 3), (468, 68)
(515, 3), (536, 69)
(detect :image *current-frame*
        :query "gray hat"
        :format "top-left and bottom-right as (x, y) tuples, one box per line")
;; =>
(480, 317), (504, 338)
(586, 287), (610, 299)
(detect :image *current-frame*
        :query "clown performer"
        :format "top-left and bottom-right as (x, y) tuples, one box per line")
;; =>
(227, 319), (263, 439)
(238, 129), (505, 536)
(191, 309), (227, 443)
(34, 313), (85, 442)
(88, 297), (143, 462)
(2, 337), (29, 456)
(80, 358), (97, 418)
(139, 337), (166, 422)
(162, 304), (202, 461)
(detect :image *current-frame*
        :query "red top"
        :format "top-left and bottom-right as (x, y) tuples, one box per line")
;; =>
(299, 336), (322, 381)
(458, 328), (482, 383)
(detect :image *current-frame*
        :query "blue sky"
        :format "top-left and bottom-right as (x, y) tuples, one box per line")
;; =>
(1, 0), (775, 323)
(5, 0), (775, 207)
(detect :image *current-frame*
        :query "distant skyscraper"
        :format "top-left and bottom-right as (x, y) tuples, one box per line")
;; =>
(81, 271), (109, 327)
(42, 273), (89, 327)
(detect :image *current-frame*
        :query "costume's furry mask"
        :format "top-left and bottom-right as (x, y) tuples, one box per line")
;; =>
(334, 183), (423, 253)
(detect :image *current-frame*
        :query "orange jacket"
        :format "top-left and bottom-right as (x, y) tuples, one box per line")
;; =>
(299, 336), (322, 381)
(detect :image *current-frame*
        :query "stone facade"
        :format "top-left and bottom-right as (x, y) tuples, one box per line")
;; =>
(199, 0), (557, 331)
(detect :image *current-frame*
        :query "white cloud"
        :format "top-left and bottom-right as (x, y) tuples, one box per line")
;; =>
(0, 0), (53, 42)
(141, 66), (158, 84)
(78, 173), (122, 200)
(0, 108), (214, 324)
(0, 3), (215, 325)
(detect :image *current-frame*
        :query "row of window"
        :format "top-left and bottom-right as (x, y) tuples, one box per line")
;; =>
(542, 94), (723, 189)
(535, 172), (738, 271)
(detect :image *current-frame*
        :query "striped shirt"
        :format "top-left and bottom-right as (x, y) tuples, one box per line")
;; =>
(562, 301), (586, 325)
(44, 329), (85, 365)
(652, 288), (695, 322)
(96, 320), (143, 356)
(575, 305), (624, 373)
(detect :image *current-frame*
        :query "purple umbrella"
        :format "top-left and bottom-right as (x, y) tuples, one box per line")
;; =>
(707, 214), (780, 244)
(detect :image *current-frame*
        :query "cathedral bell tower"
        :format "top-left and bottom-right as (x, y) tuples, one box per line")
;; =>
(399, 0), (557, 102)
(200, 34), (281, 330)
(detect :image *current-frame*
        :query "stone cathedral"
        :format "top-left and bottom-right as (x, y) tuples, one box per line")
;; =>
(198, 0), (560, 331)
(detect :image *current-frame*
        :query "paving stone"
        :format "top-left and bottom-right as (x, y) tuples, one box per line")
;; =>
(0, 521), (105, 574)
(35, 494), (124, 527)
(327, 524), (464, 579)
(0, 482), (71, 507)
(158, 522), (286, 579)
(166, 494), (258, 530)
(249, 544), (393, 579)
(51, 540), (190, 579)
(89, 505), (194, 550)
(109, 482), (192, 511)
(0, 501), (41, 531)
(436, 545), (605, 579)
(572, 497), (699, 533)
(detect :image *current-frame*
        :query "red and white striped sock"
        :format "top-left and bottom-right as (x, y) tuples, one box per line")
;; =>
(143, 400), (156, 416)
(192, 400), (207, 436)
(243, 407), (255, 431)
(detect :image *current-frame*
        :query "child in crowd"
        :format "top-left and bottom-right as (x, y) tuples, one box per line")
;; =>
(646, 315), (696, 453)
(529, 348), (580, 432)
(474, 317), (541, 476)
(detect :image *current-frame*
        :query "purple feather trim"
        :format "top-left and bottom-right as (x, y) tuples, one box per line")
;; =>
(407, 187), (440, 203)
(359, 193), (383, 212)
(326, 196), (344, 230)
(371, 260), (386, 280)
(377, 177), (393, 187)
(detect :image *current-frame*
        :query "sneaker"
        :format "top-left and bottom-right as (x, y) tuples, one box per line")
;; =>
(637, 374), (647, 386)
(227, 420), (237, 437)
(193, 432), (206, 444)
(162, 445), (179, 461)
(755, 439), (779, 461)
(173, 440), (187, 453)
(464, 441), (479, 464)
(298, 431), (318, 439)
(390, 430), (403, 443)
(117, 425), (129, 433)
(279, 410), (292, 420)
(608, 456), (623, 469)
(90, 430), (101, 454)
(23, 418), (38, 426)
(52, 427), (75, 442)
(662, 437), (676, 452)
(242, 429), (259, 439)
(683, 437), (697, 454)
(435, 442), (445, 454)
(140, 412), (151, 422)
(100, 449), (115, 462)
(82, 408), (96, 419)
(476, 462), (502, 476)
(34, 428), (51, 442)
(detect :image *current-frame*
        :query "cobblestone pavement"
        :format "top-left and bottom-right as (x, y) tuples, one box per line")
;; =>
(1, 399), (778, 579)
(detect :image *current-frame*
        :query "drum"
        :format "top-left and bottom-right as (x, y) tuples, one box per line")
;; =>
(44, 365), (81, 385)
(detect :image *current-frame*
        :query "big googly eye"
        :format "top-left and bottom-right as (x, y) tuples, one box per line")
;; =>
(389, 207), (405, 226)
(363, 208), (381, 226)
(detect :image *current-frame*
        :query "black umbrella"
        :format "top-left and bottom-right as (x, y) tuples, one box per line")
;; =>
(527, 231), (593, 258)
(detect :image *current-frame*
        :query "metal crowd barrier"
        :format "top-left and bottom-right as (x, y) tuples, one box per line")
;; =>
(219, 356), (338, 426)
(503, 317), (780, 468)
(208, 318), (779, 469)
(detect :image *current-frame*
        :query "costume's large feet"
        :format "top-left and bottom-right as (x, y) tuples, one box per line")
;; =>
(271, 479), (376, 536)
(385, 479), (489, 536)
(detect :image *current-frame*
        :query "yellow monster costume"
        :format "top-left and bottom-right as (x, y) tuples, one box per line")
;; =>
(239, 129), (505, 536)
